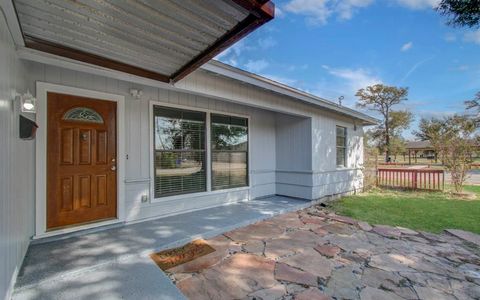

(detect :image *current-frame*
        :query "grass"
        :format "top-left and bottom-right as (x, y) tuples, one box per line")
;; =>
(329, 186), (480, 234)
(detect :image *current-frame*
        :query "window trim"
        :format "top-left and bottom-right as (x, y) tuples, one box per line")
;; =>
(149, 101), (251, 203)
(336, 125), (347, 168)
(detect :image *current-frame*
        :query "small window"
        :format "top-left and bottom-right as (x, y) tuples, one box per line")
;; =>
(63, 107), (104, 123)
(336, 126), (347, 167)
(211, 114), (248, 191)
(153, 106), (206, 198)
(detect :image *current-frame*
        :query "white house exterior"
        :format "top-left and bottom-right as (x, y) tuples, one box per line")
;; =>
(0, 1), (376, 299)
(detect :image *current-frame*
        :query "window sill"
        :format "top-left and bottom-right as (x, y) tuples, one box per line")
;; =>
(151, 186), (250, 203)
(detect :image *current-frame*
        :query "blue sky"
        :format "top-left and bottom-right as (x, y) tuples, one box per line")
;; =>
(216, 0), (480, 139)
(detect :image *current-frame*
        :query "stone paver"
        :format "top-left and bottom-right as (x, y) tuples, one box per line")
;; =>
(360, 286), (404, 300)
(177, 253), (276, 300)
(446, 229), (480, 247)
(247, 284), (286, 300)
(279, 248), (333, 279)
(294, 288), (331, 300)
(314, 244), (341, 258)
(358, 221), (373, 231)
(167, 205), (480, 300)
(324, 265), (362, 299)
(274, 263), (318, 287)
(372, 225), (402, 239)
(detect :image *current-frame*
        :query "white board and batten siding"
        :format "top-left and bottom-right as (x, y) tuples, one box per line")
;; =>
(26, 60), (364, 221)
(180, 69), (365, 199)
(27, 62), (278, 223)
(0, 11), (35, 300)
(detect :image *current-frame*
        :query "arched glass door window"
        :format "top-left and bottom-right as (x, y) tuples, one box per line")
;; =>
(63, 107), (104, 124)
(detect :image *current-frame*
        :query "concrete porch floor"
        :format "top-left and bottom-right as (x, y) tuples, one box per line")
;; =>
(13, 196), (311, 300)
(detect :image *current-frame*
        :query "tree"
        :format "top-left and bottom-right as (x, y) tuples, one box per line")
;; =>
(356, 84), (411, 162)
(363, 133), (379, 191)
(465, 91), (480, 124)
(414, 115), (478, 193)
(388, 136), (407, 161)
(437, 0), (480, 28)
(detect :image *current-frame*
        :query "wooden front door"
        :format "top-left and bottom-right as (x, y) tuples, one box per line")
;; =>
(47, 92), (117, 230)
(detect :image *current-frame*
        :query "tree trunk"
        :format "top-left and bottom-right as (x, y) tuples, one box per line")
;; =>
(385, 111), (390, 162)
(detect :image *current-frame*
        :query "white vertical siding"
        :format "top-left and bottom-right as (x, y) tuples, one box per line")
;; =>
(27, 63), (277, 222)
(0, 11), (34, 300)
(275, 113), (313, 199)
(311, 115), (364, 199)
(25, 60), (366, 216)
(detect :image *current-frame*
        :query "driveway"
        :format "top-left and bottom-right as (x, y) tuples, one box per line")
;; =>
(166, 207), (480, 300)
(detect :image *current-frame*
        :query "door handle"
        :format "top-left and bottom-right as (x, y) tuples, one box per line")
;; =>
(111, 165), (116, 171)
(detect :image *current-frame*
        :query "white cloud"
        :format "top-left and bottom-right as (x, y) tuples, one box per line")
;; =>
(244, 59), (270, 73)
(258, 36), (277, 49)
(464, 30), (480, 45)
(394, 0), (440, 9)
(284, 0), (373, 25)
(324, 66), (383, 91)
(316, 65), (383, 106)
(455, 65), (470, 72)
(215, 36), (277, 69)
(400, 56), (434, 83)
(444, 33), (457, 42)
(284, 0), (331, 25)
(401, 41), (413, 52)
(287, 64), (309, 72)
(283, 0), (441, 25)
(215, 40), (248, 61)
(275, 6), (285, 18)
(337, 0), (375, 20)
(283, 0), (442, 25)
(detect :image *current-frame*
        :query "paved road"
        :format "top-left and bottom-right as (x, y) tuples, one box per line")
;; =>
(446, 169), (480, 185)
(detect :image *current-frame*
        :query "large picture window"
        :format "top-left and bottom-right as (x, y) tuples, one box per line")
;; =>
(211, 114), (248, 191)
(153, 106), (206, 197)
(336, 126), (347, 167)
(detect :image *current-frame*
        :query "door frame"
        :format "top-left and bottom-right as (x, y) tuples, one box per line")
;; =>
(35, 82), (126, 238)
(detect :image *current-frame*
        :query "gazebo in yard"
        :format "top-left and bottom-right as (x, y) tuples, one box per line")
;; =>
(405, 141), (437, 164)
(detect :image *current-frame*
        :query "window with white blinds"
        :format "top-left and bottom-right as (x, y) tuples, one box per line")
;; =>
(336, 126), (347, 167)
(153, 106), (206, 198)
(211, 114), (249, 191)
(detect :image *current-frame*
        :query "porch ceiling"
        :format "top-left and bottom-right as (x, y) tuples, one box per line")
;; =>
(12, 0), (274, 83)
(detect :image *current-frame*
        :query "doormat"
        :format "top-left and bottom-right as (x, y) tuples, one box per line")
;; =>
(150, 239), (216, 271)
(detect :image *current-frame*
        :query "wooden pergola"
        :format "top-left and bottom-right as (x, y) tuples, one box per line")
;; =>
(405, 141), (436, 164)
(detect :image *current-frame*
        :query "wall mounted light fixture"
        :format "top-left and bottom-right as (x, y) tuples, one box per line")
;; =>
(20, 90), (36, 113)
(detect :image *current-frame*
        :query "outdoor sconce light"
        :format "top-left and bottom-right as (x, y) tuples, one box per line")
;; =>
(19, 90), (37, 113)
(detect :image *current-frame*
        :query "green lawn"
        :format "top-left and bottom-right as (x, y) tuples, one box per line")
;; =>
(330, 187), (480, 234)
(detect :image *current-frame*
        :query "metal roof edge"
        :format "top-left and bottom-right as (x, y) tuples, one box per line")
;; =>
(201, 60), (379, 125)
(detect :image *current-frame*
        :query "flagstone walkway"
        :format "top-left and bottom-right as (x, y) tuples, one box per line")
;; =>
(166, 206), (480, 300)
